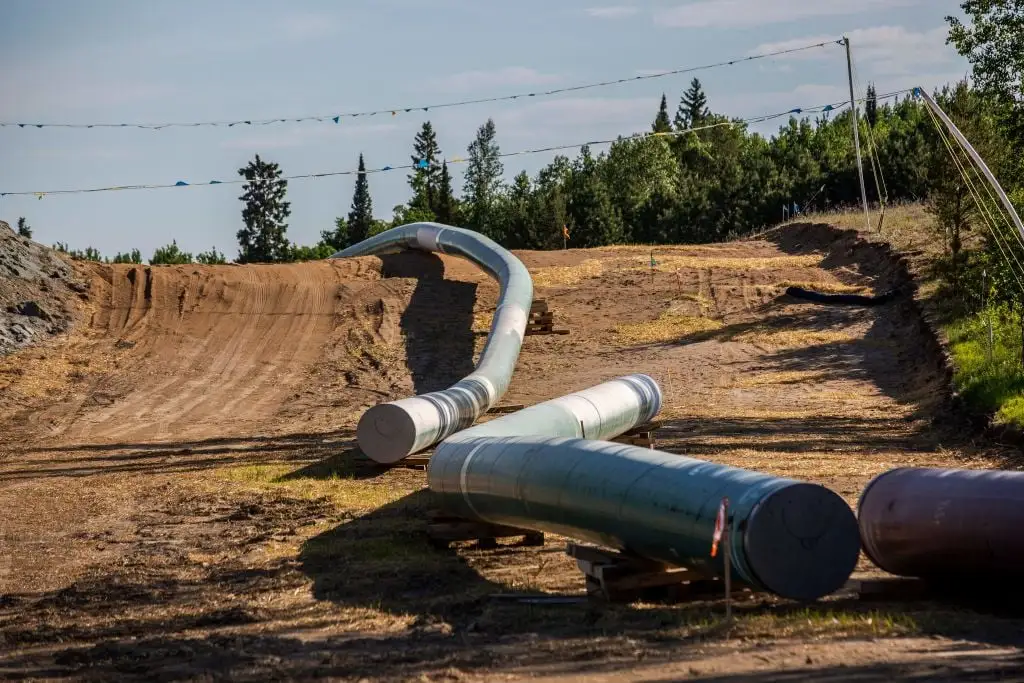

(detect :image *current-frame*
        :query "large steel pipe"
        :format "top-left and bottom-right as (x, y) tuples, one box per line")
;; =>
(858, 466), (1024, 579)
(428, 376), (860, 602)
(441, 373), (663, 443)
(332, 222), (532, 463)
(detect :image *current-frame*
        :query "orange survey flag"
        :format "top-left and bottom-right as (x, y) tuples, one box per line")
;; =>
(562, 225), (569, 239)
(710, 497), (728, 557)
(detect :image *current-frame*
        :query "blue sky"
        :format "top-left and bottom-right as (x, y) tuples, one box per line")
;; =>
(1, 0), (969, 259)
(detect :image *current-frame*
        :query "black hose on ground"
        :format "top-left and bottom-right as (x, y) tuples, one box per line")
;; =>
(785, 286), (900, 306)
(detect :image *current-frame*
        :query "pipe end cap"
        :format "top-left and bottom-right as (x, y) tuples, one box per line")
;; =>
(356, 403), (418, 464)
(745, 483), (860, 601)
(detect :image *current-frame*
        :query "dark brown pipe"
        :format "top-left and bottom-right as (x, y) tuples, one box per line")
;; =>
(858, 467), (1024, 578)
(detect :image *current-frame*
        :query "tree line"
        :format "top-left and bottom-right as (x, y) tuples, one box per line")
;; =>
(15, 2), (1023, 303)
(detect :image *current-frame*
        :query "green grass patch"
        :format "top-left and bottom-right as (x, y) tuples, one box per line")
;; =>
(946, 306), (1024, 427)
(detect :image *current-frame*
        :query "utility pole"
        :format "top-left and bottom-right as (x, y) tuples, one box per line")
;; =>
(844, 37), (871, 233)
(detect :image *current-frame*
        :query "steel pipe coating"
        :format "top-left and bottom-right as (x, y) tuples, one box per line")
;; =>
(858, 466), (1024, 579)
(428, 374), (859, 601)
(332, 223), (533, 463)
(430, 437), (860, 601)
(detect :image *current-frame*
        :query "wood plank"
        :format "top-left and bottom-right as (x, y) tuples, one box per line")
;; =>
(488, 404), (526, 414)
(525, 329), (570, 336)
(428, 521), (541, 542)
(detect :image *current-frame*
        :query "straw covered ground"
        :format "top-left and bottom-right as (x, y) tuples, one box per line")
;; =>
(1, 214), (1022, 681)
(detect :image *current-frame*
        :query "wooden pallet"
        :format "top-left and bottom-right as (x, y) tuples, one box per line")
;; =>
(427, 511), (545, 550)
(526, 299), (570, 336)
(612, 420), (662, 449)
(567, 542), (744, 603)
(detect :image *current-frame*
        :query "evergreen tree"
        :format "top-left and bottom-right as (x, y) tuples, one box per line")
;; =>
(565, 145), (623, 247)
(675, 78), (710, 130)
(16, 217), (31, 239)
(347, 153), (374, 245)
(501, 171), (534, 248)
(323, 218), (349, 251)
(463, 118), (504, 237)
(289, 243), (336, 261)
(866, 83), (879, 128)
(435, 160), (458, 224)
(112, 249), (143, 264)
(196, 247), (227, 264)
(652, 94), (672, 134)
(150, 240), (194, 265)
(408, 121), (442, 215)
(236, 154), (292, 263)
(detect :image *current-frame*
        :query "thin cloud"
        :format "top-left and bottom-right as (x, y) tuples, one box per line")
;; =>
(218, 123), (400, 151)
(752, 26), (957, 76)
(497, 97), (655, 136)
(654, 0), (922, 29)
(427, 67), (561, 93)
(586, 6), (639, 18)
(280, 13), (342, 42)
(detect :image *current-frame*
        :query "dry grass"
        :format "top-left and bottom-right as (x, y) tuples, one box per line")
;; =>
(221, 463), (419, 511)
(626, 254), (823, 272)
(615, 313), (722, 345)
(531, 259), (605, 287)
(473, 310), (494, 332)
(0, 334), (114, 398)
(735, 326), (861, 349)
(733, 370), (831, 387)
(774, 280), (871, 294)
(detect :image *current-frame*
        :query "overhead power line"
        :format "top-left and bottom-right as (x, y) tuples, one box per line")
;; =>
(1, 40), (842, 131)
(0, 89), (913, 200)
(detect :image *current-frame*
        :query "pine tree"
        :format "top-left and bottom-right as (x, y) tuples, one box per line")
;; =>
(16, 217), (31, 239)
(347, 153), (374, 245)
(866, 83), (878, 128)
(565, 145), (623, 247)
(652, 94), (672, 134)
(409, 121), (442, 215)
(502, 171), (534, 248)
(436, 160), (458, 224)
(675, 78), (710, 130)
(150, 240), (194, 265)
(464, 118), (504, 237)
(196, 247), (227, 264)
(323, 218), (349, 251)
(236, 154), (292, 263)
(112, 249), (143, 264)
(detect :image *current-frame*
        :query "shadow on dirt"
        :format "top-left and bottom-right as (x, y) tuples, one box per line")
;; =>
(1, 429), (359, 481)
(379, 252), (478, 395)
(5, 487), (1024, 680)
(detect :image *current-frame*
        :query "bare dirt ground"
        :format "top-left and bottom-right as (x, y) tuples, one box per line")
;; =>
(1, 221), (1023, 681)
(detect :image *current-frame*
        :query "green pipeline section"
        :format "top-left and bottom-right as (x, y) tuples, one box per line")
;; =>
(428, 375), (861, 602)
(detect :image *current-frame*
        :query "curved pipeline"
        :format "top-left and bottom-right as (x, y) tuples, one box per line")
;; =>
(428, 375), (861, 602)
(331, 222), (533, 463)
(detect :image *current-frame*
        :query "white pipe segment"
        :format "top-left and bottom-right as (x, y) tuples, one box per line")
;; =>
(428, 374), (663, 499)
(331, 222), (533, 463)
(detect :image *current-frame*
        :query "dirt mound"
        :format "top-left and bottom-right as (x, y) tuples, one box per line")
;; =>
(0, 250), (495, 445)
(0, 220), (89, 355)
